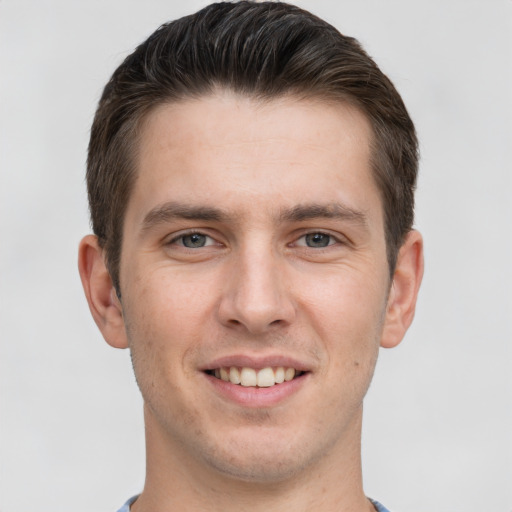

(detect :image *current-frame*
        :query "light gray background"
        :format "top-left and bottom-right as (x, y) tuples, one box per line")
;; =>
(1, 1), (511, 511)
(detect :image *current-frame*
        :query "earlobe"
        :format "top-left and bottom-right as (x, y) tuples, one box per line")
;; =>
(380, 230), (424, 349)
(78, 235), (129, 349)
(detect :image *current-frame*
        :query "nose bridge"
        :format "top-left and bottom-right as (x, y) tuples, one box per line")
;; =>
(218, 236), (294, 333)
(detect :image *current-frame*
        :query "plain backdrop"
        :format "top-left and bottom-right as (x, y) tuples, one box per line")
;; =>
(1, 1), (511, 511)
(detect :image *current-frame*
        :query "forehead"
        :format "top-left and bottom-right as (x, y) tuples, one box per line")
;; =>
(127, 92), (381, 226)
(138, 92), (372, 161)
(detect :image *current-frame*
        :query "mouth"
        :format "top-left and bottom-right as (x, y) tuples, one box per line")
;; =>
(205, 366), (306, 388)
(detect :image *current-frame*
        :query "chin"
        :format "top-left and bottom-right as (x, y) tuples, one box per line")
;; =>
(202, 449), (310, 484)
(195, 426), (333, 485)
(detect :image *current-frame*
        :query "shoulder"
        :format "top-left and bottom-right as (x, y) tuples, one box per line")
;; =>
(369, 498), (393, 512)
(116, 495), (139, 512)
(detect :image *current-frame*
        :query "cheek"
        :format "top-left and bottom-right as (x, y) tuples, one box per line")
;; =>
(125, 266), (211, 328)
(300, 265), (388, 331)
(296, 268), (387, 377)
(121, 267), (220, 376)
(122, 276), (190, 375)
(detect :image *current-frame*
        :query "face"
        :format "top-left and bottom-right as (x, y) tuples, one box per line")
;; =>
(117, 93), (392, 482)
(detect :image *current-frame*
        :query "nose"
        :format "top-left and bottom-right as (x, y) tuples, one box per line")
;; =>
(217, 243), (296, 334)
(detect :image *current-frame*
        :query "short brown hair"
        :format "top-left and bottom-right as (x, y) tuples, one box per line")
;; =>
(87, 1), (418, 293)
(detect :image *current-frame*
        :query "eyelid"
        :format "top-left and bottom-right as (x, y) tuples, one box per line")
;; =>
(292, 230), (346, 248)
(166, 229), (220, 247)
(163, 228), (349, 249)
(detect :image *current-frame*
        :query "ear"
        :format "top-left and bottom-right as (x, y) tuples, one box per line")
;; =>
(78, 235), (129, 349)
(380, 230), (424, 349)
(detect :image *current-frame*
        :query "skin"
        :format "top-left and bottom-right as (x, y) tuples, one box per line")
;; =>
(79, 92), (423, 511)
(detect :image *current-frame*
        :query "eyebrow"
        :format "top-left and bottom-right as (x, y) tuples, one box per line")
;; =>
(279, 203), (368, 226)
(141, 202), (228, 232)
(140, 200), (368, 233)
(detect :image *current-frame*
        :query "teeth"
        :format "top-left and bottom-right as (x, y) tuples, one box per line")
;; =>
(229, 366), (241, 385)
(240, 367), (257, 387)
(284, 368), (295, 381)
(213, 366), (301, 387)
(220, 367), (229, 382)
(257, 367), (275, 387)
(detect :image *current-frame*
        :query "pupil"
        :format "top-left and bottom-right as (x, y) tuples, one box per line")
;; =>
(306, 233), (329, 247)
(183, 233), (206, 248)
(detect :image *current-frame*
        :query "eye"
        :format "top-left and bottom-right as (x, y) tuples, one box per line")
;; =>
(297, 232), (336, 248)
(173, 232), (216, 248)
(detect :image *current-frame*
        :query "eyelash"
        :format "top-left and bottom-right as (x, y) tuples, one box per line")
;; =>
(167, 230), (217, 248)
(293, 231), (341, 248)
(166, 230), (344, 249)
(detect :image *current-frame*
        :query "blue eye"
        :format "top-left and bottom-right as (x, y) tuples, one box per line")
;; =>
(181, 233), (208, 248)
(304, 233), (332, 248)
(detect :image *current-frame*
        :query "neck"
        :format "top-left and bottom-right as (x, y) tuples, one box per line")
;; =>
(132, 405), (374, 512)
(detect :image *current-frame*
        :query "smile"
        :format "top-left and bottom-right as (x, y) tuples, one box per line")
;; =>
(207, 366), (305, 387)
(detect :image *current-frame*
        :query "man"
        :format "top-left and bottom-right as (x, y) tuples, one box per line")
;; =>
(78, 2), (423, 511)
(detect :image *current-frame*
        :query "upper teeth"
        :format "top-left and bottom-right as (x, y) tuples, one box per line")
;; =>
(213, 367), (298, 387)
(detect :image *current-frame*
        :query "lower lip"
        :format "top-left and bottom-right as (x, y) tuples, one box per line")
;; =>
(204, 372), (309, 408)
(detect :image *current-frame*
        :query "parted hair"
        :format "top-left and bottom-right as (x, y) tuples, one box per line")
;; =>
(87, 0), (418, 293)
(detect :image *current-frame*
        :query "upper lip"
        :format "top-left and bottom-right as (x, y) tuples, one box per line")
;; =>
(200, 353), (312, 372)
